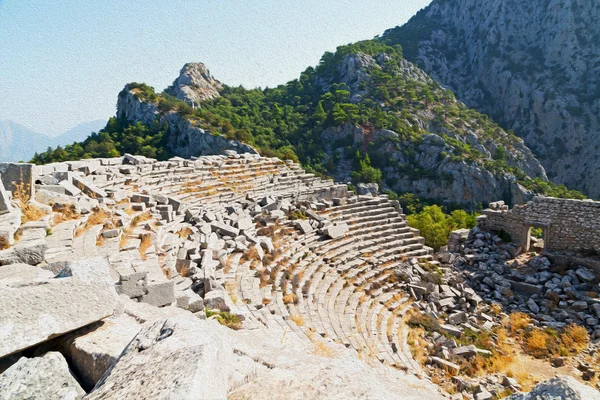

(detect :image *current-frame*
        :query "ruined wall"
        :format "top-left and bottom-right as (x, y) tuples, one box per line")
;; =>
(480, 197), (600, 253)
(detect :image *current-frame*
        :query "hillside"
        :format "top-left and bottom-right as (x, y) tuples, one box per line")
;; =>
(31, 41), (584, 206)
(0, 120), (105, 162)
(382, 0), (600, 197)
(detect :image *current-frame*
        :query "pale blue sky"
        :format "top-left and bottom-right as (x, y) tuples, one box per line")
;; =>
(0, 0), (430, 135)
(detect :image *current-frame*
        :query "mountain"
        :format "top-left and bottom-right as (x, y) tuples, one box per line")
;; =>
(382, 0), (600, 197)
(31, 42), (584, 206)
(54, 120), (107, 145)
(0, 120), (106, 162)
(0, 121), (54, 162)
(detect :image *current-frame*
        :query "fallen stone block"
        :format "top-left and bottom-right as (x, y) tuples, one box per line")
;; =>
(176, 289), (204, 313)
(72, 175), (107, 199)
(86, 316), (231, 400)
(0, 257), (118, 358)
(140, 280), (175, 307)
(431, 356), (460, 374)
(321, 222), (349, 239)
(211, 220), (240, 237)
(65, 315), (142, 389)
(0, 351), (85, 399)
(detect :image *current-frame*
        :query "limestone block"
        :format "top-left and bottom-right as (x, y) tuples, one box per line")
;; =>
(176, 289), (204, 312)
(0, 257), (118, 357)
(0, 163), (35, 198)
(0, 175), (13, 215)
(0, 352), (85, 400)
(321, 222), (349, 240)
(211, 220), (239, 237)
(0, 263), (54, 285)
(72, 175), (107, 199)
(66, 315), (142, 389)
(86, 317), (231, 400)
(140, 280), (175, 307)
(295, 220), (313, 234)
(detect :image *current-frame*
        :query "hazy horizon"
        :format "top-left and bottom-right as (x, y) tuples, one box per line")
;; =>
(0, 0), (431, 135)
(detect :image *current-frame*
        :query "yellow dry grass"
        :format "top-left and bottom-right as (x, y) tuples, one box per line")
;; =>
(290, 314), (305, 327)
(177, 227), (194, 239)
(138, 233), (153, 260)
(282, 293), (298, 304)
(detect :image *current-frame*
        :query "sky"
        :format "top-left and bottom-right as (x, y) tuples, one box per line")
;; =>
(0, 0), (431, 135)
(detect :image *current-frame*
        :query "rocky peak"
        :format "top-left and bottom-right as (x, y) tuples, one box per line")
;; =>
(164, 62), (223, 107)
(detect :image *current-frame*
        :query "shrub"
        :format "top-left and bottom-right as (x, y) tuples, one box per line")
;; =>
(508, 312), (531, 336)
(205, 310), (242, 330)
(560, 324), (589, 352)
(408, 313), (440, 333)
(525, 330), (550, 357)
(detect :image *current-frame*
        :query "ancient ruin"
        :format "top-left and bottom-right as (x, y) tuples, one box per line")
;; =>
(0, 153), (599, 399)
(480, 198), (600, 254)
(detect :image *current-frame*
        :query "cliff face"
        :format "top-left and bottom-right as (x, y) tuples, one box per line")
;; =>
(116, 85), (256, 157)
(317, 51), (545, 206)
(384, 0), (600, 196)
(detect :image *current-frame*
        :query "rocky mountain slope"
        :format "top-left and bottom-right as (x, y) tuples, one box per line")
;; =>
(40, 45), (559, 207)
(0, 120), (105, 162)
(383, 0), (600, 197)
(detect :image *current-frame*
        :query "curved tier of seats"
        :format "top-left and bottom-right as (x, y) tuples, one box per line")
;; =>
(223, 194), (433, 377)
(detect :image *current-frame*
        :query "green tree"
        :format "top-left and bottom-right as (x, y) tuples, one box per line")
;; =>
(407, 205), (477, 250)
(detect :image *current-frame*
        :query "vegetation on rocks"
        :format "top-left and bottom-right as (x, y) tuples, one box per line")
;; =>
(406, 205), (477, 250)
(29, 39), (584, 206)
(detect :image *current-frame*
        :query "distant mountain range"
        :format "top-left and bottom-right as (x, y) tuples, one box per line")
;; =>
(0, 120), (106, 162)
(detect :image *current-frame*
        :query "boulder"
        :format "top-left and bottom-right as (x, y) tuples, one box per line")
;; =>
(65, 315), (142, 389)
(86, 316), (231, 400)
(0, 257), (118, 358)
(321, 223), (349, 240)
(356, 183), (378, 196)
(0, 351), (85, 400)
(507, 375), (600, 399)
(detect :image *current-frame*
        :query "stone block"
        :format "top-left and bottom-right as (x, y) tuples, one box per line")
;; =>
(0, 352), (85, 399)
(141, 280), (175, 307)
(86, 316), (230, 400)
(65, 315), (142, 389)
(0, 257), (118, 358)
(0, 163), (35, 198)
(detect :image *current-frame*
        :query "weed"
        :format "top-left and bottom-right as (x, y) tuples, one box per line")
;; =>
(205, 309), (242, 330)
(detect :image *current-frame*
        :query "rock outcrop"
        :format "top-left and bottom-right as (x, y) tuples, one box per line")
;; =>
(117, 85), (257, 157)
(507, 375), (600, 400)
(164, 62), (223, 107)
(384, 0), (600, 196)
(321, 122), (543, 206)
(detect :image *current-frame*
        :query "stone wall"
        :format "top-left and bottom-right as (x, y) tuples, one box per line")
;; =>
(480, 197), (600, 253)
(0, 163), (36, 199)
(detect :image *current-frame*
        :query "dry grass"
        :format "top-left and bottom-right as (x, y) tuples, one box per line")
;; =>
(87, 208), (110, 226)
(131, 211), (152, 227)
(262, 298), (272, 305)
(96, 234), (105, 247)
(177, 227), (193, 239)
(119, 233), (129, 249)
(138, 233), (153, 260)
(311, 338), (337, 358)
(225, 282), (239, 304)
(282, 293), (298, 305)
(525, 330), (549, 357)
(489, 303), (503, 315)
(0, 236), (9, 250)
(290, 314), (305, 327)
(509, 312), (531, 336)
(561, 324), (590, 352)
(52, 206), (79, 226)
